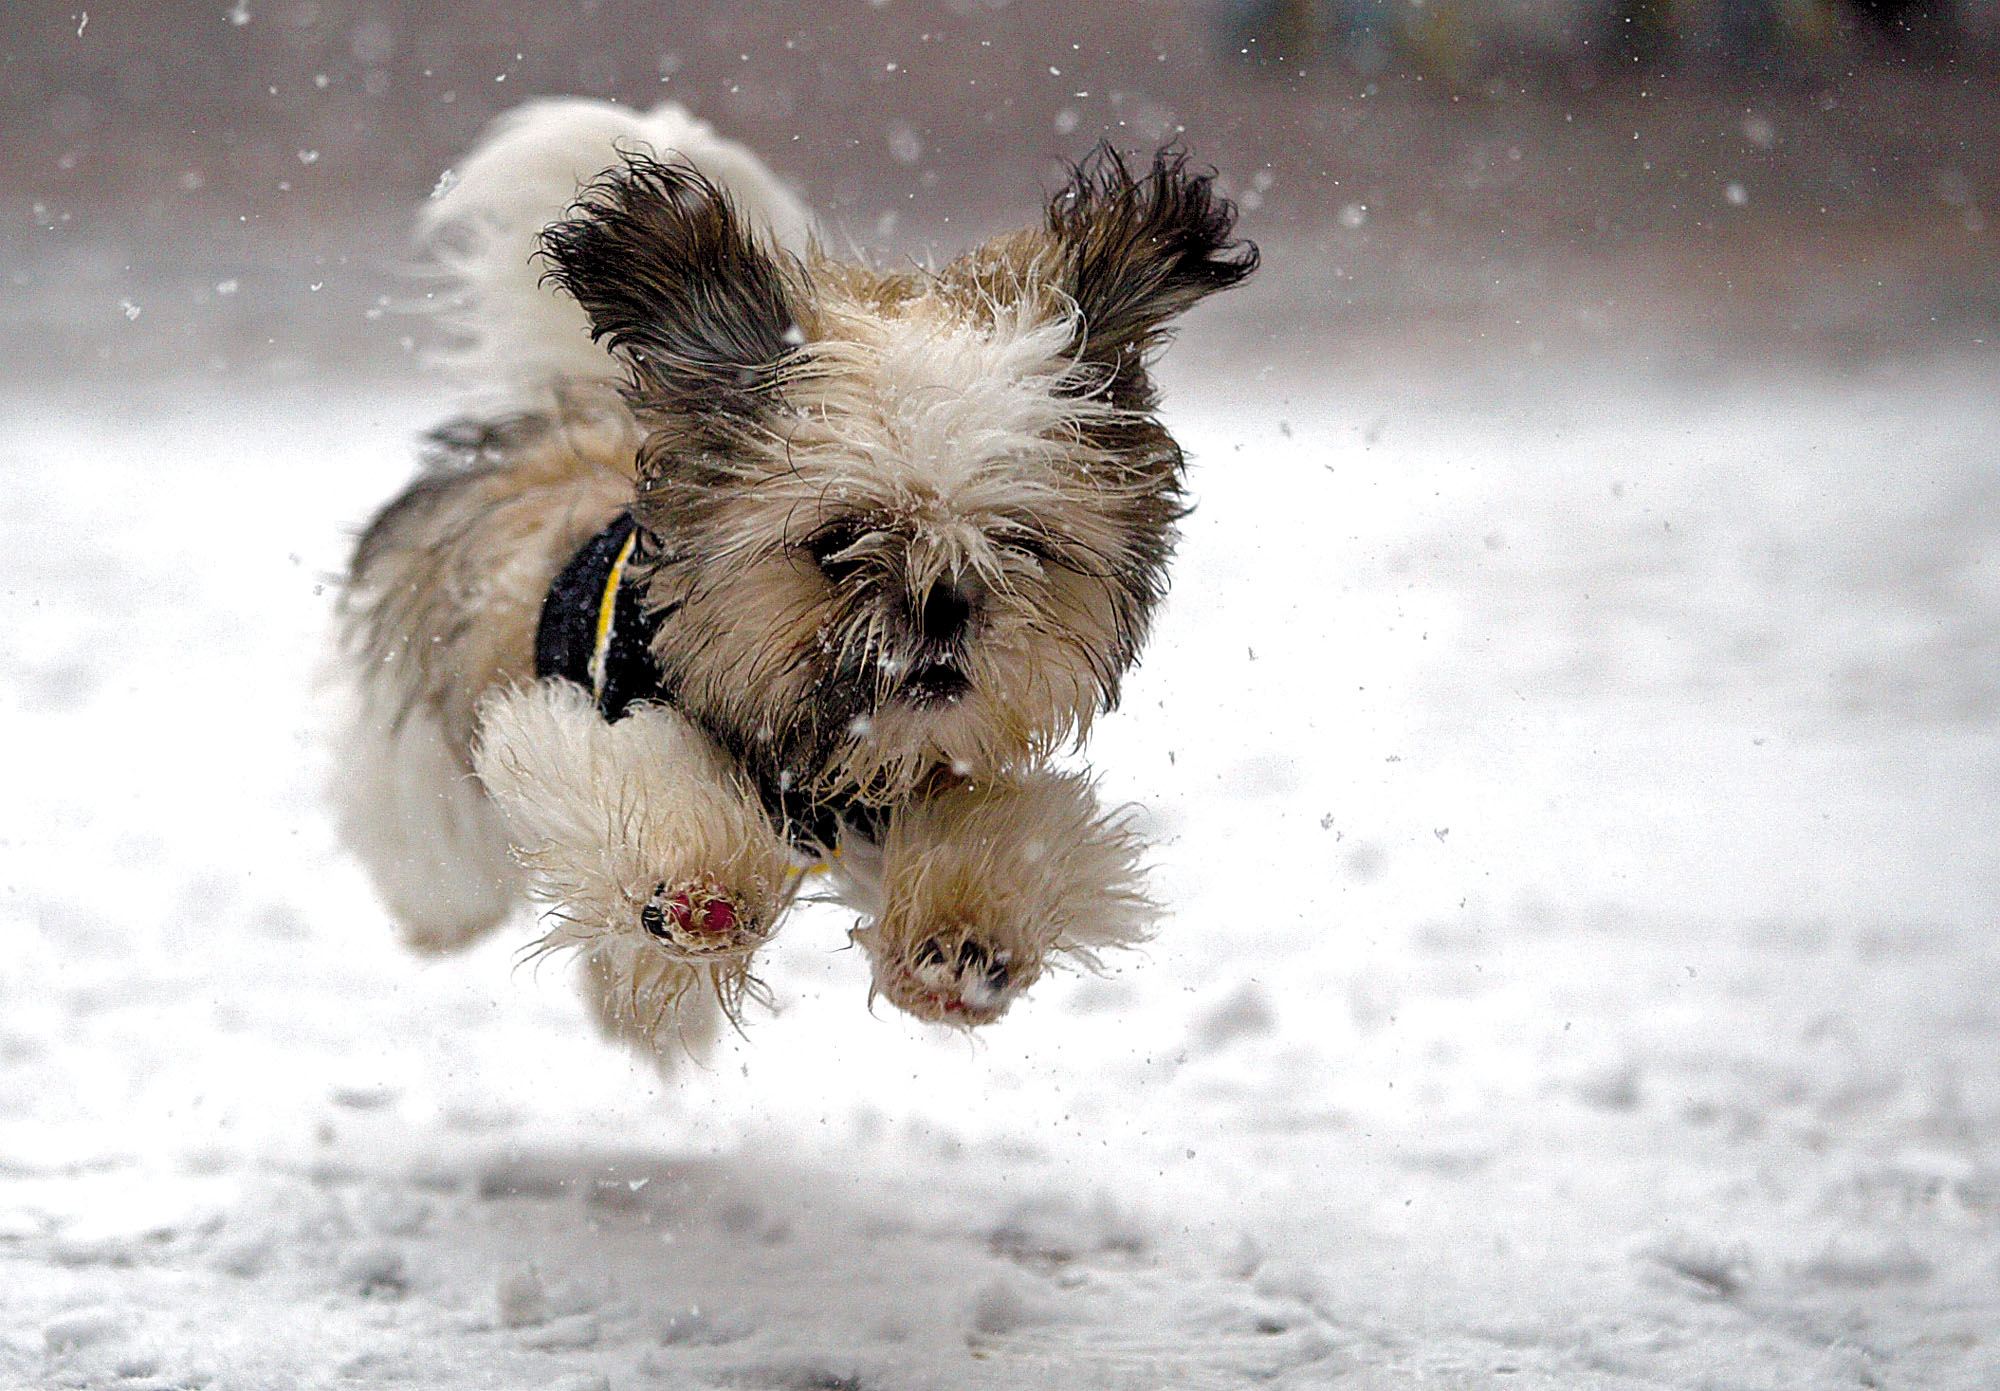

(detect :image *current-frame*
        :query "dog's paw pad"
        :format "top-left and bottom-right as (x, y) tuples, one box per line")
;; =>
(640, 880), (756, 956)
(891, 933), (1026, 1026)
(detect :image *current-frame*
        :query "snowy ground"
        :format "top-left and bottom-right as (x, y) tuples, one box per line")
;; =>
(3, 345), (1998, 1389)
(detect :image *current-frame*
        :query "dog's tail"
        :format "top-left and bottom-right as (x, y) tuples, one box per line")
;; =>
(419, 98), (815, 400)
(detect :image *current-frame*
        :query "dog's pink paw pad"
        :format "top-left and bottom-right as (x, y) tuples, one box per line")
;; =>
(667, 891), (737, 939)
(641, 881), (753, 955)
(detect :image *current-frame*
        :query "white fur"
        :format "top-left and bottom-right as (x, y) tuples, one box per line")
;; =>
(333, 700), (521, 952)
(782, 304), (1115, 521)
(471, 679), (798, 946)
(422, 98), (816, 400)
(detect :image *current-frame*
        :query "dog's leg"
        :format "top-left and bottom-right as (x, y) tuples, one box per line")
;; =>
(331, 697), (521, 952)
(848, 769), (1153, 1027)
(473, 679), (800, 1062)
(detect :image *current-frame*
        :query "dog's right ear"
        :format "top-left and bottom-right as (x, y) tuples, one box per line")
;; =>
(540, 154), (801, 418)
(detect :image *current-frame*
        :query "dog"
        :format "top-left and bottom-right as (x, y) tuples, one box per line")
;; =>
(334, 99), (1255, 1064)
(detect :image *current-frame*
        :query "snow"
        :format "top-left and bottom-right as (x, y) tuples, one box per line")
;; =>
(3, 346), (1998, 1388)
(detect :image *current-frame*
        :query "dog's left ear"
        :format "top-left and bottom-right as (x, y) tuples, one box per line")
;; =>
(1046, 145), (1258, 402)
(540, 153), (801, 418)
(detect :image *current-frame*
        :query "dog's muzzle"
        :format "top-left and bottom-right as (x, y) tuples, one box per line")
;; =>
(893, 579), (976, 706)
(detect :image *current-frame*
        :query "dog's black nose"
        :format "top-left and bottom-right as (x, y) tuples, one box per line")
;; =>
(919, 582), (972, 646)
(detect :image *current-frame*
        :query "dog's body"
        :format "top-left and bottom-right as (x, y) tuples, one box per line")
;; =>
(336, 100), (1253, 1063)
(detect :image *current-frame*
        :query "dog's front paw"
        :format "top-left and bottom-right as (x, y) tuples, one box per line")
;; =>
(848, 768), (1152, 1028)
(638, 877), (763, 959)
(873, 926), (1036, 1027)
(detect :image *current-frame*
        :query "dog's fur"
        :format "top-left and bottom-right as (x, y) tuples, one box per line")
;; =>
(335, 99), (1254, 1063)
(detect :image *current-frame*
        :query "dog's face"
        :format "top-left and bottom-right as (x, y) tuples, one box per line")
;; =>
(542, 148), (1254, 800)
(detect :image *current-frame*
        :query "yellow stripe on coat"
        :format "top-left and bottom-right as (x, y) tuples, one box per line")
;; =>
(587, 527), (639, 700)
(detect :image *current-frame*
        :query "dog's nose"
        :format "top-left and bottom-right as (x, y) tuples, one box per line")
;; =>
(918, 581), (973, 646)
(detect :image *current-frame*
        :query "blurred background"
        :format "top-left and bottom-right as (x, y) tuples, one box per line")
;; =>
(5, 0), (1996, 385)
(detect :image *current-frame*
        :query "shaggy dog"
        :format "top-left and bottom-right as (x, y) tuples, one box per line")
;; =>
(335, 100), (1254, 1063)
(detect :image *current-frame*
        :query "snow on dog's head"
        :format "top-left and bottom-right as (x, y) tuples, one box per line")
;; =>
(539, 146), (1256, 804)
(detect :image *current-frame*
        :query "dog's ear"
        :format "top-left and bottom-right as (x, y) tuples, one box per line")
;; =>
(540, 153), (801, 417)
(1046, 145), (1257, 403)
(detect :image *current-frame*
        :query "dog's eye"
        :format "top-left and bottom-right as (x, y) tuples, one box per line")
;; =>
(804, 520), (871, 583)
(996, 528), (1062, 567)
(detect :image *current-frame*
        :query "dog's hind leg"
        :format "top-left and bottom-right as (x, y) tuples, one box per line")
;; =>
(333, 697), (522, 952)
(848, 768), (1155, 1027)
